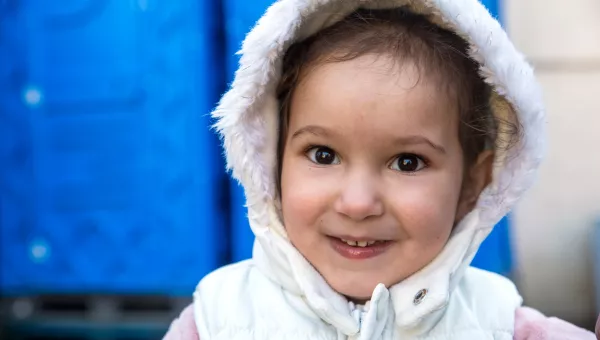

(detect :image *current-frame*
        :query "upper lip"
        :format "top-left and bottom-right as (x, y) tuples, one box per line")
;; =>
(329, 234), (390, 242)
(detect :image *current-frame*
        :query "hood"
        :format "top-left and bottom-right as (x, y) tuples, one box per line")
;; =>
(212, 0), (545, 334)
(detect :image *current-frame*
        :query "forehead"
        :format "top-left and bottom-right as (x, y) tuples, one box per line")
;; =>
(289, 55), (459, 144)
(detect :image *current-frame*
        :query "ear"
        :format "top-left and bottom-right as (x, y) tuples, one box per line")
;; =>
(455, 150), (495, 222)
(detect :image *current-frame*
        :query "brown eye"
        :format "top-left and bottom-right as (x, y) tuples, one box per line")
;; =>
(391, 154), (426, 172)
(307, 146), (340, 165)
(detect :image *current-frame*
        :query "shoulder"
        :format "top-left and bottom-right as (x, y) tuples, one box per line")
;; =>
(193, 260), (332, 338)
(194, 259), (274, 308)
(162, 304), (199, 340)
(433, 267), (522, 335)
(193, 258), (318, 315)
(188, 261), (263, 339)
(457, 267), (522, 307)
(195, 259), (258, 294)
(461, 267), (520, 293)
(514, 307), (597, 340)
(161, 261), (262, 340)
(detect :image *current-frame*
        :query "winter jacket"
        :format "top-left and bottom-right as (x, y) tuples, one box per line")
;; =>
(164, 0), (599, 338)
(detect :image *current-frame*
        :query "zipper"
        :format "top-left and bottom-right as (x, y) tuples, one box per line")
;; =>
(348, 308), (365, 340)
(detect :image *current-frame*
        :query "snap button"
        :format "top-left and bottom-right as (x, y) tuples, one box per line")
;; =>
(413, 289), (428, 305)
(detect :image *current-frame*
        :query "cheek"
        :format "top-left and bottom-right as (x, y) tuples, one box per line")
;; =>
(387, 171), (462, 244)
(280, 160), (333, 234)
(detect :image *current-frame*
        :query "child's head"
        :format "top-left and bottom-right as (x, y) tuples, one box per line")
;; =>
(275, 8), (520, 302)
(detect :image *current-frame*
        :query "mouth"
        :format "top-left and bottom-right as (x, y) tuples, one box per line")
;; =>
(328, 236), (393, 260)
(338, 239), (387, 247)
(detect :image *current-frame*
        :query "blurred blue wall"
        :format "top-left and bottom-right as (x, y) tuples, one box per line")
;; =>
(0, 0), (228, 295)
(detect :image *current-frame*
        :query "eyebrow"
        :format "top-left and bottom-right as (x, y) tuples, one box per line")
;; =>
(291, 125), (332, 139)
(394, 135), (447, 154)
(291, 125), (446, 154)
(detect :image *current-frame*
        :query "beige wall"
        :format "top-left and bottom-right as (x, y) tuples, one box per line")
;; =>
(505, 0), (600, 327)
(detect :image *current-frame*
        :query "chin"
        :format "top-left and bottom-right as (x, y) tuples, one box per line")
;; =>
(326, 272), (385, 303)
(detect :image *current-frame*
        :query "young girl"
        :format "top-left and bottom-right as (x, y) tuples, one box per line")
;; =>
(165, 0), (599, 339)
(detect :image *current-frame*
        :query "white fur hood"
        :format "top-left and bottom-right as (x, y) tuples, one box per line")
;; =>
(211, 0), (545, 334)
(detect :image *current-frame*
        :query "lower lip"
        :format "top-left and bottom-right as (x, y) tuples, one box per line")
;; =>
(329, 237), (393, 260)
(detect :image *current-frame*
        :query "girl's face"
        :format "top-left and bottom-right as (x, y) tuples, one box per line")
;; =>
(280, 54), (486, 301)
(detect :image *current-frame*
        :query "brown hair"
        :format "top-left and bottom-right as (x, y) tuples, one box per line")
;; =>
(276, 7), (520, 193)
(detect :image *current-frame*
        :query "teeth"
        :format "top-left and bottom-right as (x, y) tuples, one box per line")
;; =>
(340, 239), (379, 247)
(341, 239), (357, 246)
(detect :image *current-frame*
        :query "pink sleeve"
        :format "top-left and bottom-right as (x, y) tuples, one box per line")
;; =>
(514, 306), (597, 340)
(162, 304), (200, 340)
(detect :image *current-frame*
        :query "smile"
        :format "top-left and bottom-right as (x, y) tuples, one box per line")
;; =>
(339, 239), (384, 247)
(329, 236), (393, 260)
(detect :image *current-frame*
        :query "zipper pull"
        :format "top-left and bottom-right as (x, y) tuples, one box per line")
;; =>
(349, 308), (363, 340)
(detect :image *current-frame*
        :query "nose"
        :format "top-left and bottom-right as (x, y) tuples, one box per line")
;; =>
(334, 171), (384, 221)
